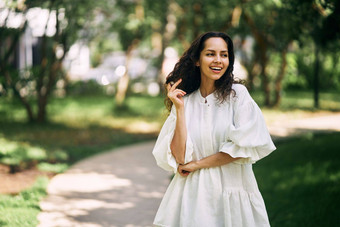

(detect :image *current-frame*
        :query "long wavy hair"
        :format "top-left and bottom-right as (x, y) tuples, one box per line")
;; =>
(165, 31), (240, 111)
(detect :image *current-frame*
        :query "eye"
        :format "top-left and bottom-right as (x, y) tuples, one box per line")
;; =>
(206, 53), (214, 56)
(222, 54), (228, 57)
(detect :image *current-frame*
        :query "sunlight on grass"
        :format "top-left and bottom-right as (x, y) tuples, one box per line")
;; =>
(261, 108), (336, 124)
(0, 177), (48, 227)
(0, 138), (47, 168)
(48, 95), (167, 132)
(251, 90), (340, 111)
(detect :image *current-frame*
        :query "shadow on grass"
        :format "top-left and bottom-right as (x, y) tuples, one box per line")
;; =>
(112, 103), (141, 117)
(0, 120), (157, 168)
(254, 132), (340, 227)
(111, 95), (168, 120)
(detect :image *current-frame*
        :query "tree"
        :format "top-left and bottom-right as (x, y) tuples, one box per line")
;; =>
(110, 0), (148, 107)
(234, 0), (298, 107)
(0, 0), (101, 122)
(283, 0), (340, 108)
(146, 0), (174, 87)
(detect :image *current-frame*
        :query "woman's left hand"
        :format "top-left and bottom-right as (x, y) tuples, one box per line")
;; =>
(178, 161), (200, 177)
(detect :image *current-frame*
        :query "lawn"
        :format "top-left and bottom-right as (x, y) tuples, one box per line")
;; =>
(254, 132), (340, 227)
(0, 178), (48, 227)
(0, 95), (167, 173)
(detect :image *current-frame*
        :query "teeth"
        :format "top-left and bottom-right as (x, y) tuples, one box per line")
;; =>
(211, 67), (222, 70)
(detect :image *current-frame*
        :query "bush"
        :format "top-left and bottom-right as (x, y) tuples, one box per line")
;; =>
(0, 138), (68, 173)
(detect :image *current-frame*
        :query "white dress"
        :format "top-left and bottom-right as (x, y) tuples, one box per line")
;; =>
(152, 84), (276, 227)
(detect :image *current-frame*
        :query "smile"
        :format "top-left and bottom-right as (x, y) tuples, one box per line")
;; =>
(210, 67), (222, 73)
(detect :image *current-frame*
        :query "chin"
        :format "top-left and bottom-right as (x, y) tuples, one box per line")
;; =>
(209, 74), (223, 81)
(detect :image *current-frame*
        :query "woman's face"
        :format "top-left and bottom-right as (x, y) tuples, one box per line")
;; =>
(196, 37), (229, 83)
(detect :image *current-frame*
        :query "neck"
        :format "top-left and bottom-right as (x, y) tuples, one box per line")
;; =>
(200, 80), (216, 98)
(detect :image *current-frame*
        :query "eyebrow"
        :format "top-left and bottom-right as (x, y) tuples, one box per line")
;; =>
(205, 49), (228, 52)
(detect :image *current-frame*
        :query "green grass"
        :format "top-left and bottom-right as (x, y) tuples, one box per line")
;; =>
(251, 90), (340, 111)
(0, 177), (49, 227)
(0, 95), (167, 169)
(254, 132), (340, 227)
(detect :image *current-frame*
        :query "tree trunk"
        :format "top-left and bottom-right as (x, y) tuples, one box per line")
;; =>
(242, 52), (259, 92)
(37, 95), (48, 123)
(313, 44), (320, 109)
(273, 48), (288, 107)
(242, 11), (271, 106)
(156, 0), (176, 90)
(37, 54), (63, 122)
(115, 39), (139, 107)
(4, 71), (35, 122)
(0, 20), (35, 122)
(246, 63), (256, 91)
(259, 47), (270, 106)
(192, 2), (203, 39)
(238, 37), (258, 91)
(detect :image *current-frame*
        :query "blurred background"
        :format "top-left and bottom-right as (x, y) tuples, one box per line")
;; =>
(0, 0), (339, 226)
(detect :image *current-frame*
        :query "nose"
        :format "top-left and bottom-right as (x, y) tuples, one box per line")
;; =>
(214, 55), (221, 63)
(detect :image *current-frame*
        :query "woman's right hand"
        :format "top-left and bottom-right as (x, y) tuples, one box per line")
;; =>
(166, 79), (186, 109)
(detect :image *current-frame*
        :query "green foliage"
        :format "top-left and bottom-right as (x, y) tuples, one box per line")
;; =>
(37, 162), (68, 173)
(112, 0), (149, 50)
(291, 44), (340, 91)
(0, 138), (47, 172)
(0, 177), (48, 227)
(65, 80), (106, 96)
(0, 136), (70, 173)
(0, 0), (113, 122)
(254, 132), (340, 226)
(282, 52), (309, 90)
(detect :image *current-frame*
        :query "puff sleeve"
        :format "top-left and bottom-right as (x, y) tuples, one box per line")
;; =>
(152, 105), (194, 173)
(219, 85), (276, 164)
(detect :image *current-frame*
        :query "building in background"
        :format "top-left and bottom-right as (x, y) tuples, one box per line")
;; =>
(0, 5), (90, 79)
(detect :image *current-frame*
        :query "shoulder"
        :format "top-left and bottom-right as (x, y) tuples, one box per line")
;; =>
(232, 83), (249, 100)
(231, 83), (254, 105)
(232, 83), (248, 96)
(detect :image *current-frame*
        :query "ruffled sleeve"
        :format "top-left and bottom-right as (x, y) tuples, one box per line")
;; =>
(219, 85), (276, 164)
(152, 105), (194, 173)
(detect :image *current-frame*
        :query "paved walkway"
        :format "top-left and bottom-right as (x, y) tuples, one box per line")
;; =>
(268, 113), (340, 140)
(38, 142), (171, 227)
(38, 113), (340, 227)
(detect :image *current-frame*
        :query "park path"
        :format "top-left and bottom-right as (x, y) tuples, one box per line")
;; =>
(38, 113), (340, 227)
(38, 141), (171, 227)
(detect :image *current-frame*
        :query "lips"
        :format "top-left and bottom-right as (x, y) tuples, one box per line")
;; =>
(210, 66), (222, 73)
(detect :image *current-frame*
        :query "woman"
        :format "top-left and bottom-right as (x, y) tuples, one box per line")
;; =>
(152, 31), (276, 227)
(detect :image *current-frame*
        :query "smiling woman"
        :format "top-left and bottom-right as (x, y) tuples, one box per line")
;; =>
(152, 32), (276, 227)
(196, 37), (230, 86)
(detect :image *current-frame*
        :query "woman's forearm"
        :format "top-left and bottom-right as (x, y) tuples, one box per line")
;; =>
(178, 152), (241, 176)
(196, 152), (240, 169)
(170, 107), (187, 164)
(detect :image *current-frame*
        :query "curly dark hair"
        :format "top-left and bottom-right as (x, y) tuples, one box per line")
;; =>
(165, 31), (241, 111)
